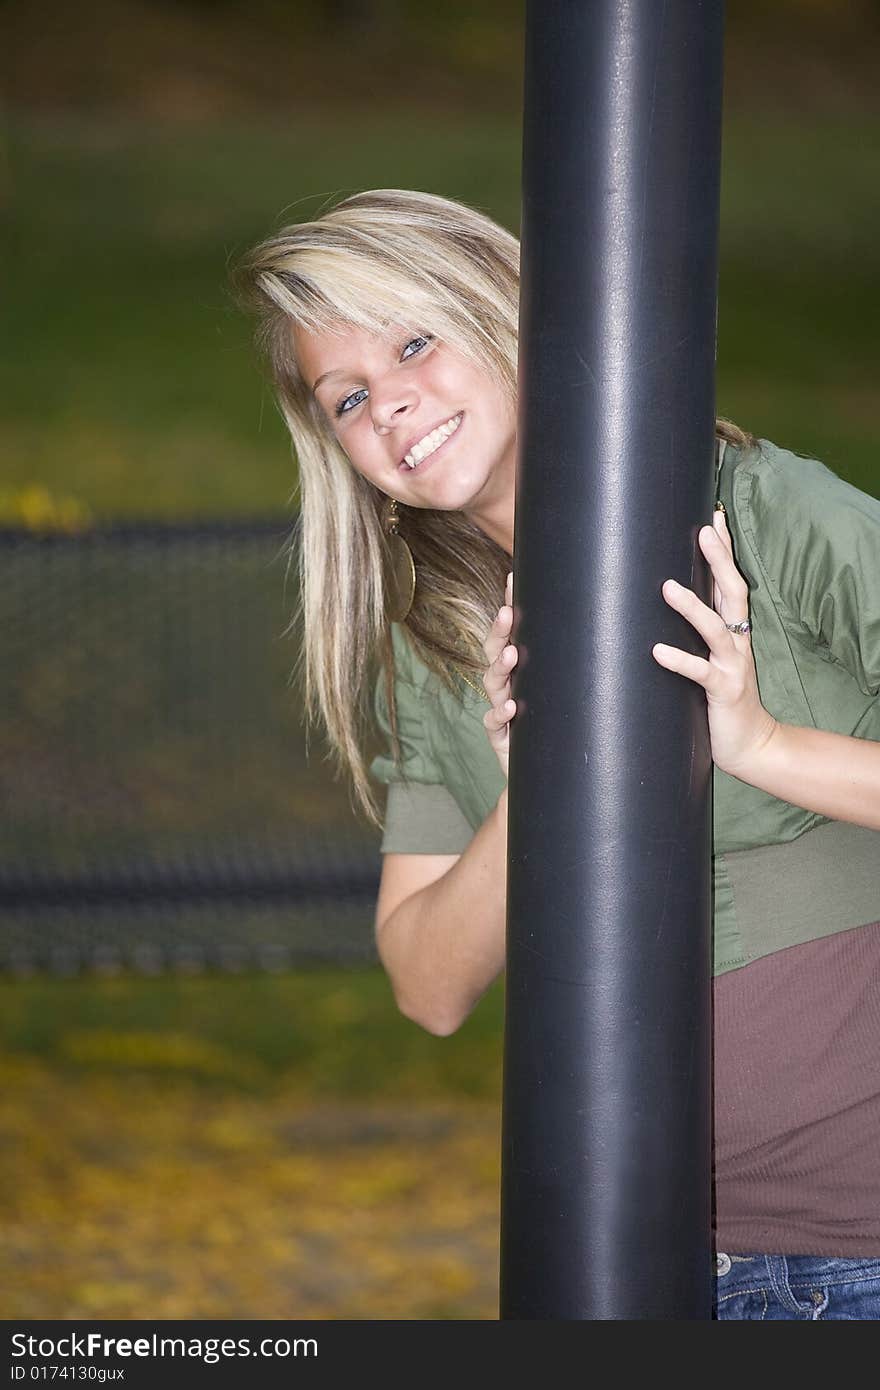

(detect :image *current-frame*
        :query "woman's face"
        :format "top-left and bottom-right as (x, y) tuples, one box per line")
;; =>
(293, 321), (517, 516)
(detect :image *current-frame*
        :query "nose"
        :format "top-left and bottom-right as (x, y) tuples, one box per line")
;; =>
(370, 375), (418, 433)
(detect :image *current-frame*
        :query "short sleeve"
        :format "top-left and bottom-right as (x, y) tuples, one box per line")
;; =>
(380, 782), (475, 854)
(369, 645), (445, 788)
(746, 442), (880, 697)
(369, 628), (476, 855)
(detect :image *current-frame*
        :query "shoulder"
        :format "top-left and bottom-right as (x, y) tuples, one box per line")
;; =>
(724, 438), (880, 588)
(380, 625), (470, 725)
(723, 439), (880, 679)
(729, 437), (880, 529)
(385, 623), (436, 693)
(389, 623), (476, 705)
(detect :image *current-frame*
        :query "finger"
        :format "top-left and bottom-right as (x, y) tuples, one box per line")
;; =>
(483, 574), (514, 663)
(713, 506), (733, 545)
(661, 578), (741, 655)
(652, 642), (713, 686)
(710, 512), (745, 614)
(482, 604), (514, 664)
(710, 512), (730, 611)
(698, 527), (749, 613)
(700, 524), (743, 584)
(709, 532), (724, 612)
(483, 699), (516, 732)
(483, 644), (518, 699)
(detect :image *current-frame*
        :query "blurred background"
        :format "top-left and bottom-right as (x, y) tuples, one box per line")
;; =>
(1, 0), (878, 1318)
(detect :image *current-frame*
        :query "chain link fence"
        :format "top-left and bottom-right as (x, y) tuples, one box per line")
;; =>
(0, 521), (383, 974)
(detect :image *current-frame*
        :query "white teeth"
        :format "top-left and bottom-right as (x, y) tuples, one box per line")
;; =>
(402, 413), (462, 470)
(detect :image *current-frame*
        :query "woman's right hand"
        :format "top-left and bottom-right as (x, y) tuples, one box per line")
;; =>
(482, 571), (518, 780)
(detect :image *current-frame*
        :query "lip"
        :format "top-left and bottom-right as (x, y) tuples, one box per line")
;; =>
(397, 413), (464, 475)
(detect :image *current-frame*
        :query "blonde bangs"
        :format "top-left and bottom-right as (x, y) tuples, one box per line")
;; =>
(248, 210), (520, 397)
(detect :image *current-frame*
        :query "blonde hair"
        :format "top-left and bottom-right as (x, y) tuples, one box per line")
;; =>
(233, 188), (753, 828)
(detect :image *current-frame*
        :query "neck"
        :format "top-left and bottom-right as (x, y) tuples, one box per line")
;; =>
(463, 443), (516, 557)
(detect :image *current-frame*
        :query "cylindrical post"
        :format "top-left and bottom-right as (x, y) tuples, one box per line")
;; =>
(502, 0), (724, 1319)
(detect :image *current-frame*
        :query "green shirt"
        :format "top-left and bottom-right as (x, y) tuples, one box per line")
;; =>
(370, 439), (880, 976)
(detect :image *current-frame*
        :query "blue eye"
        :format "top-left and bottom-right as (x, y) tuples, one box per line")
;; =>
(334, 335), (433, 417)
(335, 387), (368, 417)
(402, 334), (431, 359)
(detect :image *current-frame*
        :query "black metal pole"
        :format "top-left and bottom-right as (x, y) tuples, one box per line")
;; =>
(502, 0), (724, 1319)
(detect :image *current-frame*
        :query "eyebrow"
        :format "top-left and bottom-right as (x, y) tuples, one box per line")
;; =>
(311, 370), (341, 396)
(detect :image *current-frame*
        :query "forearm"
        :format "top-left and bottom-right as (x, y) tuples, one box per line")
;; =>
(377, 788), (508, 1036)
(731, 723), (880, 830)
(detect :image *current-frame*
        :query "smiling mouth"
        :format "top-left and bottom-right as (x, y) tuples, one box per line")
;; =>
(399, 412), (464, 472)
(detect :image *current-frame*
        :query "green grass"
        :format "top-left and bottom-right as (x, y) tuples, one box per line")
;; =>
(3, 109), (878, 520)
(0, 969), (507, 1318)
(2, 114), (522, 516)
(0, 967), (506, 1100)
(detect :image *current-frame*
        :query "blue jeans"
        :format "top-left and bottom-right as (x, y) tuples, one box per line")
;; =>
(714, 1252), (880, 1320)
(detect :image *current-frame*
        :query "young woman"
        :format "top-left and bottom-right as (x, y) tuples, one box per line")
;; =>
(235, 188), (880, 1319)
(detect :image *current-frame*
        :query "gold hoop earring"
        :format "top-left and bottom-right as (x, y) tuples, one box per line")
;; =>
(383, 497), (415, 623)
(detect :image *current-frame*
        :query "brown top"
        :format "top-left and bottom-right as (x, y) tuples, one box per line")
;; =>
(713, 920), (880, 1258)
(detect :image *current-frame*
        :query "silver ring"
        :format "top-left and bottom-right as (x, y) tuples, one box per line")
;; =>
(724, 619), (751, 635)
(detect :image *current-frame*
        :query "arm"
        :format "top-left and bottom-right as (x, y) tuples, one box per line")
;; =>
(652, 508), (880, 829)
(370, 623), (510, 1036)
(377, 569), (518, 1037)
(482, 522), (880, 829)
(375, 786), (508, 1036)
(731, 721), (880, 830)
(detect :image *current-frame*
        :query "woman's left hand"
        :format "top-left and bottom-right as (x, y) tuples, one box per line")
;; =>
(652, 508), (778, 778)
